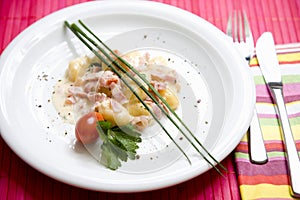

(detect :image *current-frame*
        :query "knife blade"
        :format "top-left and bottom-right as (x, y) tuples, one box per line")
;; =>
(256, 32), (300, 198)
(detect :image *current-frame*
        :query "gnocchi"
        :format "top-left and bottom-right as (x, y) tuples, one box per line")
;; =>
(67, 56), (90, 82)
(160, 87), (179, 110)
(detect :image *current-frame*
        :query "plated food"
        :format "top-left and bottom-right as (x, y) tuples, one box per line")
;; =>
(53, 51), (180, 128)
(52, 49), (182, 169)
(0, 1), (255, 192)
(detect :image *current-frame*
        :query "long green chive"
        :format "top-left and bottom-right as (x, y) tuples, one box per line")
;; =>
(72, 23), (224, 174)
(64, 20), (227, 175)
(65, 21), (191, 164)
(78, 20), (227, 173)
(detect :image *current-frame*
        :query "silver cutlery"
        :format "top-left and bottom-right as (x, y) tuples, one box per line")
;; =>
(226, 10), (268, 164)
(256, 32), (300, 198)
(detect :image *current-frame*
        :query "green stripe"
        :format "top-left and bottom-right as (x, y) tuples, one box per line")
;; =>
(259, 117), (300, 126)
(268, 151), (286, 157)
(253, 76), (265, 85)
(259, 118), (280, 126)
(235, 152), (288, 161)
(254, 75), (300, 85)
(235, 152), (249, 159)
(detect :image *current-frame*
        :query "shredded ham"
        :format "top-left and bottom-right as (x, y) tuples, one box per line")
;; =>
(110, 82), (128, 104)
(82, 71), (102, 82)
(68, 86), (87, 98)
(83, 81), (98, 93)
(87, 92), (107, 103)
(98, 70), (119, 88)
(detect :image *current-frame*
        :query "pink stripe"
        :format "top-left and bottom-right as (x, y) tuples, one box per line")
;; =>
(235, 160), (288, 176)
(238, 139), (300, 147)
(268, 156), (287, 162)
(237, 141), (248, 145)
(256, 83), (300, 103)
(257, 113), (278, 118)
(258, 112), (300, 118)
(235, 158), (251, 163)
(235, 156), (286, 163)
(264, 140), (286, 144)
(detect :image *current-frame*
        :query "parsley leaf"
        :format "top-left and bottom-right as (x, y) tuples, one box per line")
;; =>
(96, 121), (142, 170)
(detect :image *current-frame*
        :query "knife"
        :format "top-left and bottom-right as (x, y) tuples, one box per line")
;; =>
(256, 32), (300, 198)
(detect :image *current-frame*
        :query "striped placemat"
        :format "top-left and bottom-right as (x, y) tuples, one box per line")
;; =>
(235, 44), (300, 200)
(0, 0), (240, 199)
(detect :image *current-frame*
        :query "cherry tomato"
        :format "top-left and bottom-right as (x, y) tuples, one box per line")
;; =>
(75, 112), (104, 144)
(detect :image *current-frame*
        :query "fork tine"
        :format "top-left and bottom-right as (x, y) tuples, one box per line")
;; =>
(243, 11), (252, 39)
(226, 12), (232, 37)
(227, 10), (252, 44)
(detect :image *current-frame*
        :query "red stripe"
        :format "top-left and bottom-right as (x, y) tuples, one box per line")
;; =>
(236, 142), (286, 153)
(238, 174), (289, 185)
(235, 143), (249, 152)
(236, 141), (300, 155)
(265, 142), (285, 151)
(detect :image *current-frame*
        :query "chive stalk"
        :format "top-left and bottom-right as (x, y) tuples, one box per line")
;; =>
(65, 21), (191, 164)
(64, 20), (227, 175)
(78, 20), (226, 172)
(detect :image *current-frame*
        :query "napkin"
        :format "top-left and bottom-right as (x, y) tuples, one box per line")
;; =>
(235, 43), (300, 200)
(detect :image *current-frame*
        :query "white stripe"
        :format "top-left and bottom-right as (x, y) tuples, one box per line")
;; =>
(250, 63), (300, 76)
(256, 102), (300, 116)
(253, 43), (300, 54)
(275, 43), (300, 53)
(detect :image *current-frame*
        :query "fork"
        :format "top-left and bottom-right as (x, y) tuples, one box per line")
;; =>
(226, 10), (268, 164)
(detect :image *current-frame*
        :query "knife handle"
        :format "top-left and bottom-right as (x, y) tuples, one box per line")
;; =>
(271, 87), (300, 198)
(249, 107), (268, 164)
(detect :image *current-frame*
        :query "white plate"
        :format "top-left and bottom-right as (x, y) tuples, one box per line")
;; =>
(0, 1), (255, 192)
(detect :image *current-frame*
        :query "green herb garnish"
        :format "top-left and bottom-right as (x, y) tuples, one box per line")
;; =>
(97, 121), (142, 170)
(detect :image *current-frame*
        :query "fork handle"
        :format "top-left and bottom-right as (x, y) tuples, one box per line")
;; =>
(270, 87), (300, 198)
(249, 108), (268, 164)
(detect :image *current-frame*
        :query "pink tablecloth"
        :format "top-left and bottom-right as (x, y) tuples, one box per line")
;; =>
(0, 0), (299, 199)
